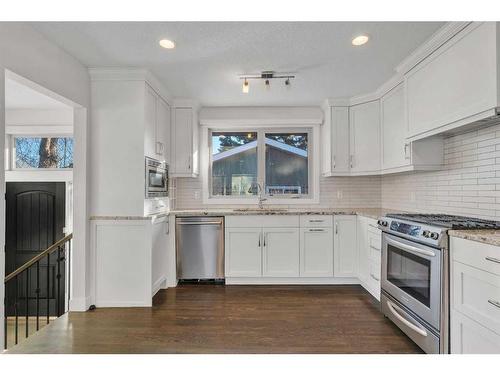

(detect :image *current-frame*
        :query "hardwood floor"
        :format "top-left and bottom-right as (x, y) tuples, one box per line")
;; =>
(7, 285), (422, 354)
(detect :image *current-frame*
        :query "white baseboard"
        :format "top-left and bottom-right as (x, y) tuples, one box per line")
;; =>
(69, 295), (92, 311)
(225, 277), (360, 285)
(152, 276), (167, 297)
(96, 300), (152, 308)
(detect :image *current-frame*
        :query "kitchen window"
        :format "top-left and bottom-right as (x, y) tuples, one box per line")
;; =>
(209, 129), (312, 200)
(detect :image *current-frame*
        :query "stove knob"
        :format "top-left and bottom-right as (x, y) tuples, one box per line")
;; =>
(423, 230), (430, 237)
(382, 221), (388, 227)
(430, 232), (439, 240)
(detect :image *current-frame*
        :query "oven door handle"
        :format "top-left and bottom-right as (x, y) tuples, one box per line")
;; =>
(386, 237), (436, 257)
(386, 300), (428, 337)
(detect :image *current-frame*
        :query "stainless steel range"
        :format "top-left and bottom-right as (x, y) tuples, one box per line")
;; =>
(377, 213), (500, 354)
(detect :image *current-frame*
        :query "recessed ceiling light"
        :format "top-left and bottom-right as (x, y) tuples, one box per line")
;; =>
(352, 35), (369, 46)
(159, 39), (175, 49)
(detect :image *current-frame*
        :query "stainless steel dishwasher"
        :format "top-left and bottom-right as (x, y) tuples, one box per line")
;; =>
(176, 216), (224, 281)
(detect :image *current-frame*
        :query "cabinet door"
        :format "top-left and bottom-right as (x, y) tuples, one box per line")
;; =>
(349, 101), (380, 173)
(451, 309), (500, 354)
(333, 215), (358, 277)
(263, 228), (300, 277)
(357, 217), (369, 284)
(144, 85), (157, 158)
(225, 228), (262, 277)
(300, 227), (333, 277)
(172, 107), (192, 175)
(331, 106), (350, 173)
(156, 97), (171, 163)
(406, 23), (498, 139)
(381, 83), (409, 170)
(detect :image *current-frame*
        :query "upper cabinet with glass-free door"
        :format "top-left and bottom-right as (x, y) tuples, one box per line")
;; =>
(171, 103), (199, 177)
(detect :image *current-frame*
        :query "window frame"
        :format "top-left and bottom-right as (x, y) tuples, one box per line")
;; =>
(11, 134), (74, 171)
(205, 126), (318, 204)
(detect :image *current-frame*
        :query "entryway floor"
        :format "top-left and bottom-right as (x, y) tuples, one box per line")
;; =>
(6, 285), (422, 354)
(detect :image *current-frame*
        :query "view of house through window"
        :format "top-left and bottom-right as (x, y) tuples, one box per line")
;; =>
(14, 137), (74, 169)
(211, 130), (309, 198)
(211, 132), (258, 196)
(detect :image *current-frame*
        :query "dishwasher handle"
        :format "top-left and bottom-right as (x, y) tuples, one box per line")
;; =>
(177, 221), (222, 225)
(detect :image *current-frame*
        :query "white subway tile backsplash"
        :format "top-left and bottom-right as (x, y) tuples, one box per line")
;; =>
(382, 124), (500, 220)
(174, 124), (500, 220)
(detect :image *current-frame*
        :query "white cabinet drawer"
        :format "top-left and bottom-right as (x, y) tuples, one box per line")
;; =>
(225, 215), (299, 228)
(451, 309), (500, 354)
(451, 237), (500, 276)
(368, 231), (381, 262)
(452, 261), (500, 335)
(300, 215), (333, 228)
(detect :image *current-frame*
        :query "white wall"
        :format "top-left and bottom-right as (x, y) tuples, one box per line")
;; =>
(382, 123), (500, 219)
(0, 22), (91, 348)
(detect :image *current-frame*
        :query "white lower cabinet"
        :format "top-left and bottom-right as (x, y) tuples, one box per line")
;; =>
(300, 227), (334, 277)
(450, 237), (500, 353)
(263, 228), (300, 277)
(225, 228), (262, 277)
(333, 215), (357, 277)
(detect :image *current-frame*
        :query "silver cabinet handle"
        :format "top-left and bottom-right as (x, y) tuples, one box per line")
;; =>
(263, 233), (267, 247)
(369, 244), (381, 251)
(335, 222), (338, 235)
(349, 155), (353, 169)
(404, 143), (410, 160)
(188, 155), (191, 170)
(308, 229), (325, 232)
(333, 155), (336, 169)
(258, 233), (261, 247)
(386, 300), (428, 337)
(370, 273), (380, 281)
(488, 299), (500, 309)
(309, 219), (324, 223)
(485, 256), (500, 265)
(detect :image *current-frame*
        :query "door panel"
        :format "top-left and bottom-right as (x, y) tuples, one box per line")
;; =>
(300, 227), (333, 277)
(263, 228), (300, 277)
(333, 215), (357, 277)
(5, 182), (66, 317)
(225, 228), (262, 277)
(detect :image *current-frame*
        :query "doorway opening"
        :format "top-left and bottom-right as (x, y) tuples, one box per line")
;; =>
(3, 73), (74, 348)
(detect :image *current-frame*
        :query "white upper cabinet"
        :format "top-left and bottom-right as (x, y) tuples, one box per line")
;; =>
(171, 105), (199, 177)
(144, 84), (171, 161)
(144, 85), (157, 159)
(380, 83), (444, 173)
(349, 101), (380, 174)
(405, 22), (500, 141)
(321, 105), (350, 176)
(156, 96), (171, 164)
(381, 83), (409, 170)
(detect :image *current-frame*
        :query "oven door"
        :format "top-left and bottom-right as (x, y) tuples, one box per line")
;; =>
(381, 233), (441, 330)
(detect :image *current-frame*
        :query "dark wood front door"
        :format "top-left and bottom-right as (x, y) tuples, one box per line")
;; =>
(5, 182), (66, 317)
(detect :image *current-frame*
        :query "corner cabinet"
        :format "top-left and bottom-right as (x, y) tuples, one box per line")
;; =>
(171, 105), (199, 177)
(381, 83), (443, 174)
(333, 215), (358, 278)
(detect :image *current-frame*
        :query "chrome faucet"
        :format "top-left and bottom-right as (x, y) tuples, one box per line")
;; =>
(257, 183), (267, 209)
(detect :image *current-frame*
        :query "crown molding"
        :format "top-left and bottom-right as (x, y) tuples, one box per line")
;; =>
(396, 21), (472, 74)
(88, 67), (173, 104)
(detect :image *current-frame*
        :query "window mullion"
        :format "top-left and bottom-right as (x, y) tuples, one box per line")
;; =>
(257, 129), (266, 196)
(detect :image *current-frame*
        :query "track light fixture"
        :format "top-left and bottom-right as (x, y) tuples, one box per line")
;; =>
(239, 71), (295, 92)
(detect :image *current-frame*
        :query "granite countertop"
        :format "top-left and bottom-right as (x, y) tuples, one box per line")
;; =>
(449, 229), (500, 247)
(90, 208), (400, 221)
(169, 207), (399, 220)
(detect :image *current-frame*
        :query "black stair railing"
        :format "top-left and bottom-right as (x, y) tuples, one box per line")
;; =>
(3, 233), (73, 350)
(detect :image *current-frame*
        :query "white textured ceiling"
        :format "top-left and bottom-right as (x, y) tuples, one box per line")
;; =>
(32, 22), (444, 106)
(5, 78), (70, 109)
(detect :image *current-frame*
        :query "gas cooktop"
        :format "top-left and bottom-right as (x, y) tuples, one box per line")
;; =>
(385, 213), (500, 230)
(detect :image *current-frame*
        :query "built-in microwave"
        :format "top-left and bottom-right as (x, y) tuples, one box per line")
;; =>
(145, 157), (168, 198)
